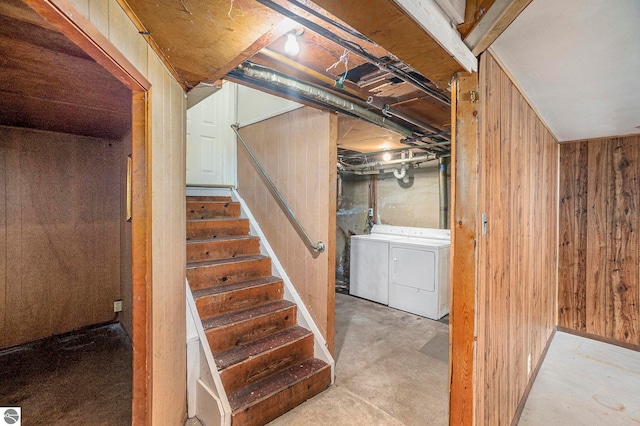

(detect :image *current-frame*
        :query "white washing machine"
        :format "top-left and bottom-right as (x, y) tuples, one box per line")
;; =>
(349, 225), (450, 320)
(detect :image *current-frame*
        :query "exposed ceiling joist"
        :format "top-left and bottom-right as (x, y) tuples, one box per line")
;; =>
(311, 0), (465, 88)
(391, 0), (477, 72)
(463, 0), (532, 55)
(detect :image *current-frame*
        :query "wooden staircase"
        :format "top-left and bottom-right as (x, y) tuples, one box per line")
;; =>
(186, 195), (331, 425)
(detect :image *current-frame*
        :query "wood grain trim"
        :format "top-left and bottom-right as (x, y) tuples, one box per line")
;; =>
(326, 112), (338, 355)
(509, 327), (556, 426)
(449, 72), (479, 426)
(22, 0), (150, 91)
(560, 132), (640, 145)
(556, 326), (640, 353)
(131, 90), (153, 425)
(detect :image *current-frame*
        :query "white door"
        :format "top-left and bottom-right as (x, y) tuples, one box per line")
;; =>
(186, 82), (237, 186)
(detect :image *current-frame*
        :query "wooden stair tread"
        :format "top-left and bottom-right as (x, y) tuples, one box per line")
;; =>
(186, 235), (257, 244)
(202, 300), (295, 330)
(192, 276), (282, 299)
(214, 326), (312, 371)
(187, 254), (267, 269)
(228, 358), (330, 412)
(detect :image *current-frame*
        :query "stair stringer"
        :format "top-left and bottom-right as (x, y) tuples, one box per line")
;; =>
(231, 188), (335, 383)
(186, 280), (232, 426)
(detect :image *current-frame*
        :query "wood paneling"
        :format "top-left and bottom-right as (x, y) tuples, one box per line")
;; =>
(238, 107), (337, 353)
(65, 0), (187, 422)
(0, 126), (121, 349)
(558, 135), (640, 345)
(475, 52), (558, 425)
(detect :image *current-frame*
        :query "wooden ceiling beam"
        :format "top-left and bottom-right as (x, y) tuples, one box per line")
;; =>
(463, 0), (532, 55)
(203, 19), (298, 87)
(391, 0), (477, 72)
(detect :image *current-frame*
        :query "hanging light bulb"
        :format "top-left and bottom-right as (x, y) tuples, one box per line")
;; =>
(382, 152), (392, 161)
(284, 33), (299, 56)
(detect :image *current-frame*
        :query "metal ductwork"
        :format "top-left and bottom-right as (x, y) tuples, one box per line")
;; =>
(236, 64), (417, 139)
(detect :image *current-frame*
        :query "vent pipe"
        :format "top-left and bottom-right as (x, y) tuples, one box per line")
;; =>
(439, 157), (449, 229)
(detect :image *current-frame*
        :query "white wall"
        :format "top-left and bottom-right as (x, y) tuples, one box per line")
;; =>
(237, 84), (303, 128)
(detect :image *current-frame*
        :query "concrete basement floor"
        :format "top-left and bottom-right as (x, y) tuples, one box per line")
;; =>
(518, 331), (640, 425)
(0, 323), (132, 425)
(267, 293), (450, 426)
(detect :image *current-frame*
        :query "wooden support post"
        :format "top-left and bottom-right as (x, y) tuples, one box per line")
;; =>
(449, 72), (479, 426)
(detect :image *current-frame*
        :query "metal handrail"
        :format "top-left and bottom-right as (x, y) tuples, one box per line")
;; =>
(231, 124), (325, 253)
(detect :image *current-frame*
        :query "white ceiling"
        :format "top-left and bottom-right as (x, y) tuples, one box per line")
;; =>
(490, 0), (640, 142)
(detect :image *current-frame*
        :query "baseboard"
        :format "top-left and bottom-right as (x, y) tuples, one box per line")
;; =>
(556, 326), (640, 352)
(510, 327), (556, 426)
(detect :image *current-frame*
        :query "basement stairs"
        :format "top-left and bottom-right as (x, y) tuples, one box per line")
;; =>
(186, 194), (332, 425)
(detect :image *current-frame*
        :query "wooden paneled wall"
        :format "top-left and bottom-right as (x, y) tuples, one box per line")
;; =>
(475, 53), (558, 425)
(0, 126), (121, 349)
(558, 135), (639, 345)
(238, 107), (337, 353)
(66, 0), (187, 422)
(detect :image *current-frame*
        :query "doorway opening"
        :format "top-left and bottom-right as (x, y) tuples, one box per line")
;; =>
(0, 0), (151, 423)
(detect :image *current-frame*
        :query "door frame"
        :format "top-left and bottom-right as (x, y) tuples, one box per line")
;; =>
(22, 0), (153, 423)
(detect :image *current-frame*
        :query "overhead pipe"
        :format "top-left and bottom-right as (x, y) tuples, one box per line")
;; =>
(346, 160), (436, 176)
(254, 0), (451, 106)
(237, 64), (417, 139)
(367, 96), (448, 138)
(439, 157), (449, 229)
(393, 164), (407, 180)
(341, 153), (437, 171)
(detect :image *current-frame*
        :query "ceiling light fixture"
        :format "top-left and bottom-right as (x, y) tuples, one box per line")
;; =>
(284, 33), (299, 56)
(284, 27), (304, 57)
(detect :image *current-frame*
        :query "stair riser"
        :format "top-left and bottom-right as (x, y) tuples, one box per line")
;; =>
(187, 219), (249, 240)
(205, 306), (297, 353)
(187, 258), (271, 290)
(231, 365), (332, 426)
(219, 334), (314, 395)
(195, 281), (283, 318)
(187, 196), (232, 202)
(187, 238), (260, 263)
(187, 202), (240, 219)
